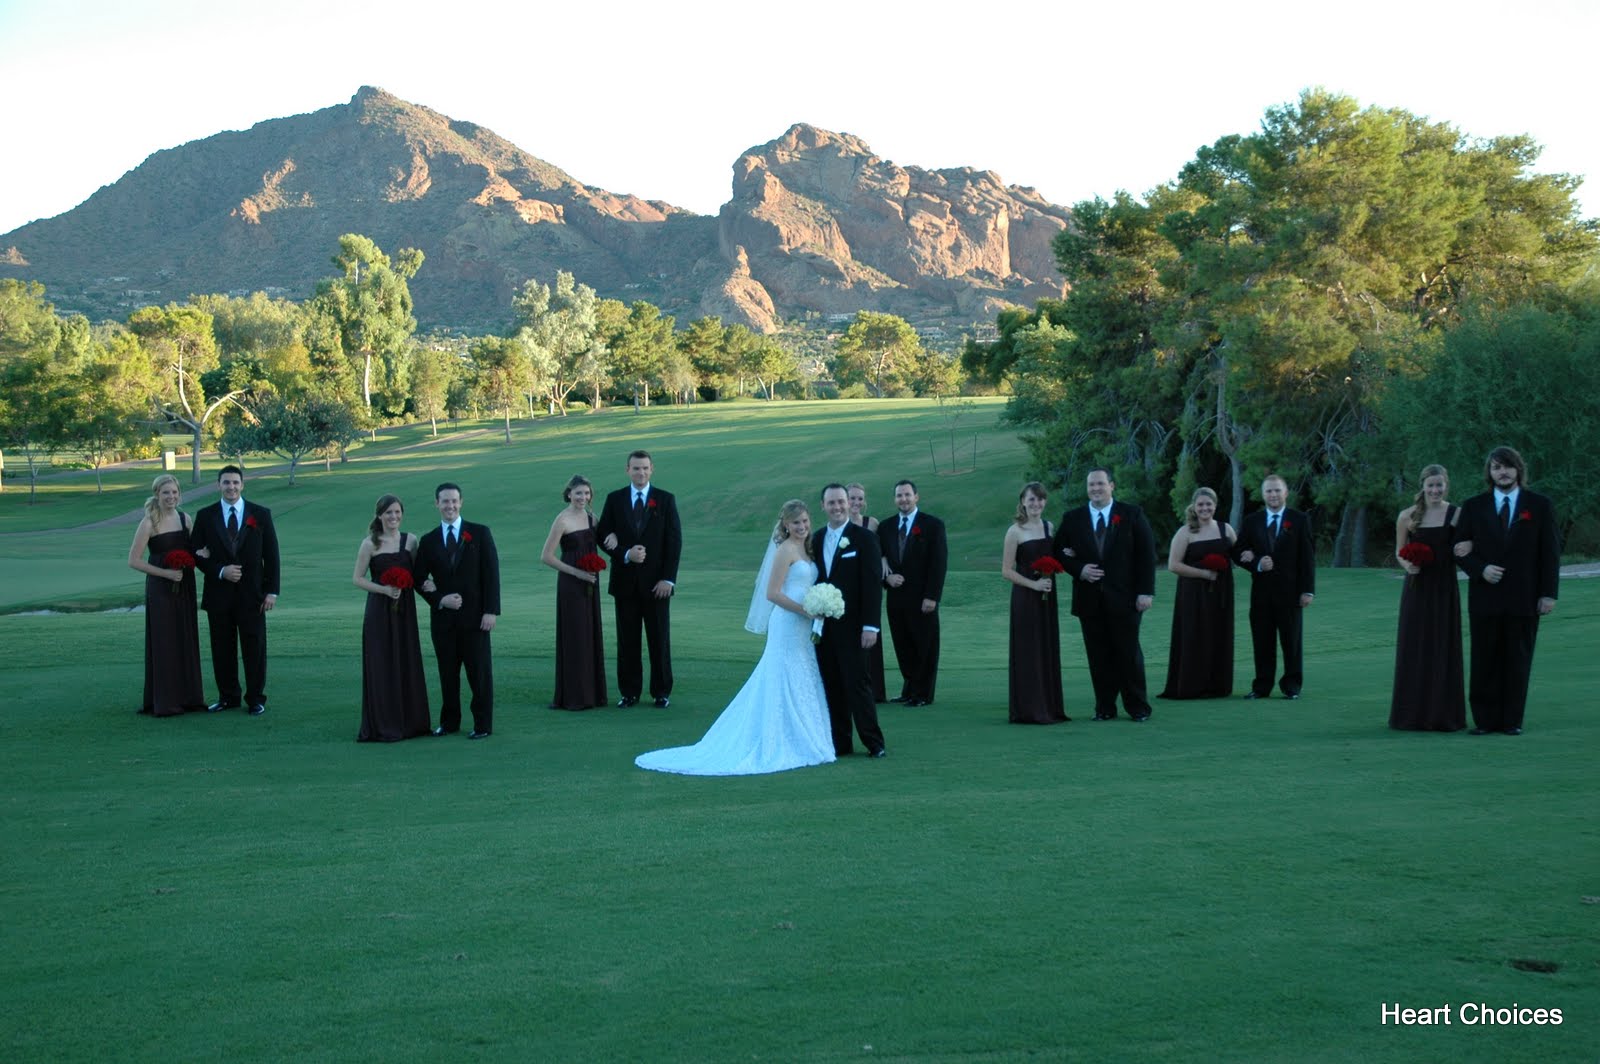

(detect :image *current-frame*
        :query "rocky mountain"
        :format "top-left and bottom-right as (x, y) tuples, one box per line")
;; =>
(0, 88), (1069, 333)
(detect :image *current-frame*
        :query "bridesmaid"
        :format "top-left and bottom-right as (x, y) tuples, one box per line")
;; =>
(541, 475), (608, 710)
(847, 482), (888, 703)
(1159, 487), (1236, 699)
(127, 474), (205, 716)
(1389, 464), (1466, 731)
(352, 494), (433, 741)
(1001, 482), (1067, 723)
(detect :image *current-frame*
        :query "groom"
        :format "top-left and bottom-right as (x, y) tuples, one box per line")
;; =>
(811, 484), (887, 758)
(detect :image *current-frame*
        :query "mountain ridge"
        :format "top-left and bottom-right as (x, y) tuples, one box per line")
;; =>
(1, 87), (1069, 333)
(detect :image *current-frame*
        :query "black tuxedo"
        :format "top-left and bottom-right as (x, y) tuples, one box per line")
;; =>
(190, 499), (280, 707)
(595, 485), (682, 700)
(1052, 501), (1156, 718)
(415, 521), (501, 734)
(1232, 507), (1315, 697)
(812, 523), (886, 756)
(878, 509), (948, 702)
(1454, 488), (1560, 730)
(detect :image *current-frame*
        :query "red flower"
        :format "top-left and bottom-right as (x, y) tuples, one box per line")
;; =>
(462, 531), (473, 543)
(162, 549), (196, 594)
(1519, 510), (1532, 522)
(576, 552), (607, 573)
(1030, 556), (1066, 598)
(244, 515), (259, 530)
(911, 525), (922, 537)
(1199, 553), (1230, 572)
(1397, 542), (1434, 568)
(379, 566), (414, 612)
(647, 498), (658, 510)
(1280, 519), (1292, 531)
(1111, 513), (1122, 526)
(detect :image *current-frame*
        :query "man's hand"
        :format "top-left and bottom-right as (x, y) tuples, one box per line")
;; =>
(1258, 556), (1275, 573)
(1135, 594), (1153, 613)
(261, 593), (277, 613)
(920, 598), (937, 613)
(1237, 549), (1255, 565)
(652, 580), (673, 599)
(222, 564), (243, 583)
(1299, 593), (1314, 609)
(1537, 596), (1556, 616)
(441, 593), (464, 610)
(628, 545), (646, 564)
(480, 614), (497, 632)
(861, 631), (878, 649)
(1483, 564), (1505, 585)
(1079, 563), (1104, 583)
(885, 572), (905, 588)
(602, 533), (618, 551)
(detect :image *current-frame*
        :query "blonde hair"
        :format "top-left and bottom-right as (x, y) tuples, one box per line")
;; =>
(1014, 482), (1047, 525)
(1185, 487), (1219, 532)
(772, 499), (812, 557)
(1407, 465), (1448, 531)
(144, 474), (181, 525)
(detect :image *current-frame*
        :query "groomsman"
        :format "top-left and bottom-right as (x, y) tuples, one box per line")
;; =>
(415, 483), (500, 738)
(879, 480), (947, 706)
(597, 450), (682, 708)
(1453, 446), (1560, 735)
(1053, 468), (1157, 721)
(813, 484), (887, 757)
(1232, 474), (1315, 700)
(191, 465), (280, 715)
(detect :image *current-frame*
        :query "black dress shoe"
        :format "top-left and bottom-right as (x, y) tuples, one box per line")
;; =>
(867, 748), (887, 759)
(1502, 727), (1523, 735)
(1092, 713), (1115, 721)
(617, 696), (639, 708)
(1243, 692), (1265, 700)
(248, 703), (266, 716)
(906, 698), (930, 707)
(431, 726), (446, 736)
(1284, 692), (1301, 701)
(206, 700), (238, 713)
(653, 697), (671, 708)
(1131, 713), (1151, 722)
(889, 696), (910, 704)
(1469, 727), (1493, 735)
(468, 730), (491, 740)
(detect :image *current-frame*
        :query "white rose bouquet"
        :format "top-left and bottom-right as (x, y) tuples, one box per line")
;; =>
(802, 583), (845, 643)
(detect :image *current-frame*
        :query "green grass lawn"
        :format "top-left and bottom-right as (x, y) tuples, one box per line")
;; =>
(2, 400), (1595, 1062)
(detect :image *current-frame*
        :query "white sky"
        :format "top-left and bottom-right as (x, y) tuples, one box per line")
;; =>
(1, 0), (1595, 237)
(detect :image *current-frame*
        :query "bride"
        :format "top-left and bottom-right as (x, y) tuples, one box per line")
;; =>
(636, 500), (835, 775)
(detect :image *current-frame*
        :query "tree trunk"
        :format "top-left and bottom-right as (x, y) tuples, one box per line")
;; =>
(362, 350), (373, 408)
(191, 425), (203, 484)
(1227, 453), (1245, 530)
(1331, 503), (1370, 568)
(430, 416), (438, 436)
(503, 409), (513, 444)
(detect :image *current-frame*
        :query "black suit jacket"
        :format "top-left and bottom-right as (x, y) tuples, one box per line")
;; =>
(1052, 501), (1156, 618)
(595, 486), (682, 598)
(1454, 489), (1560, 616)
(1232, 508), (1315, 599)
(879, 511), (948, 607)
(190, 500), (280, 613)
(415, 521), (501, 630)
(812, 524), (883, 637)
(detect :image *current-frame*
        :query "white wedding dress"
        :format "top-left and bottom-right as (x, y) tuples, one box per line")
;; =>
(636, 558), (835, 775)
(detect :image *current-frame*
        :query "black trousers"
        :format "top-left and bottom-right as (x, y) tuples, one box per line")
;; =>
(1078, 609), (1149, 717)
(430, 623), (493, 733)
(1468, 613), (1539, 731)
(206, 605), (267, 707)
(886, 605), (940, 701)
(1249, 592), (1304, 697)
(815, 633), (885, 755)
(614, 594), (672, 699)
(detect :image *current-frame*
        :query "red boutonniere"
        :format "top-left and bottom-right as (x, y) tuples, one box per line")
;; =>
(1110, 513), (1122, 527)
(911, 525), (922, 537)
(647, 498), (658, 510)
(1519, 510), (1532, 522)
(244, 515), (259, 530)
(1281, 520), (1292, 531)
(462, 531), (473, 544)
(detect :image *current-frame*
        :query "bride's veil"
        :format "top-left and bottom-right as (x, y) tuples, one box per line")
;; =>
(744, 537), (780, 634)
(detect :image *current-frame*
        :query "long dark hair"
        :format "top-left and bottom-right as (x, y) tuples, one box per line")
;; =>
(369, 494), (403, 546)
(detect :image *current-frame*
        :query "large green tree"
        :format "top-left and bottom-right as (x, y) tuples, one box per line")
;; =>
(129, 303), (240, 484)
(995, 89), (1597, 556)
(0, 280), (79, 499)
(307, 234), (423, 413)
(512, 271), (601, 415)
(833, 312), (923, 397)
(221, 395), (359, 486)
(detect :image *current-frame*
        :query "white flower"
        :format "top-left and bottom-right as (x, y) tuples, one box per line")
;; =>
(802, 583), (845, 619)
(838, 537), (850, 549)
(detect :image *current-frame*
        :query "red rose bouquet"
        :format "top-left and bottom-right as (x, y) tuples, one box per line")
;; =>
(1031, 556), (1066, 598)
(162, 549), (196, 593)
(576, 552), (607, 596)
(1398, 541), (1434, 589)
(1199, 553), (1230, 572)
(379, 566), (414, 612)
